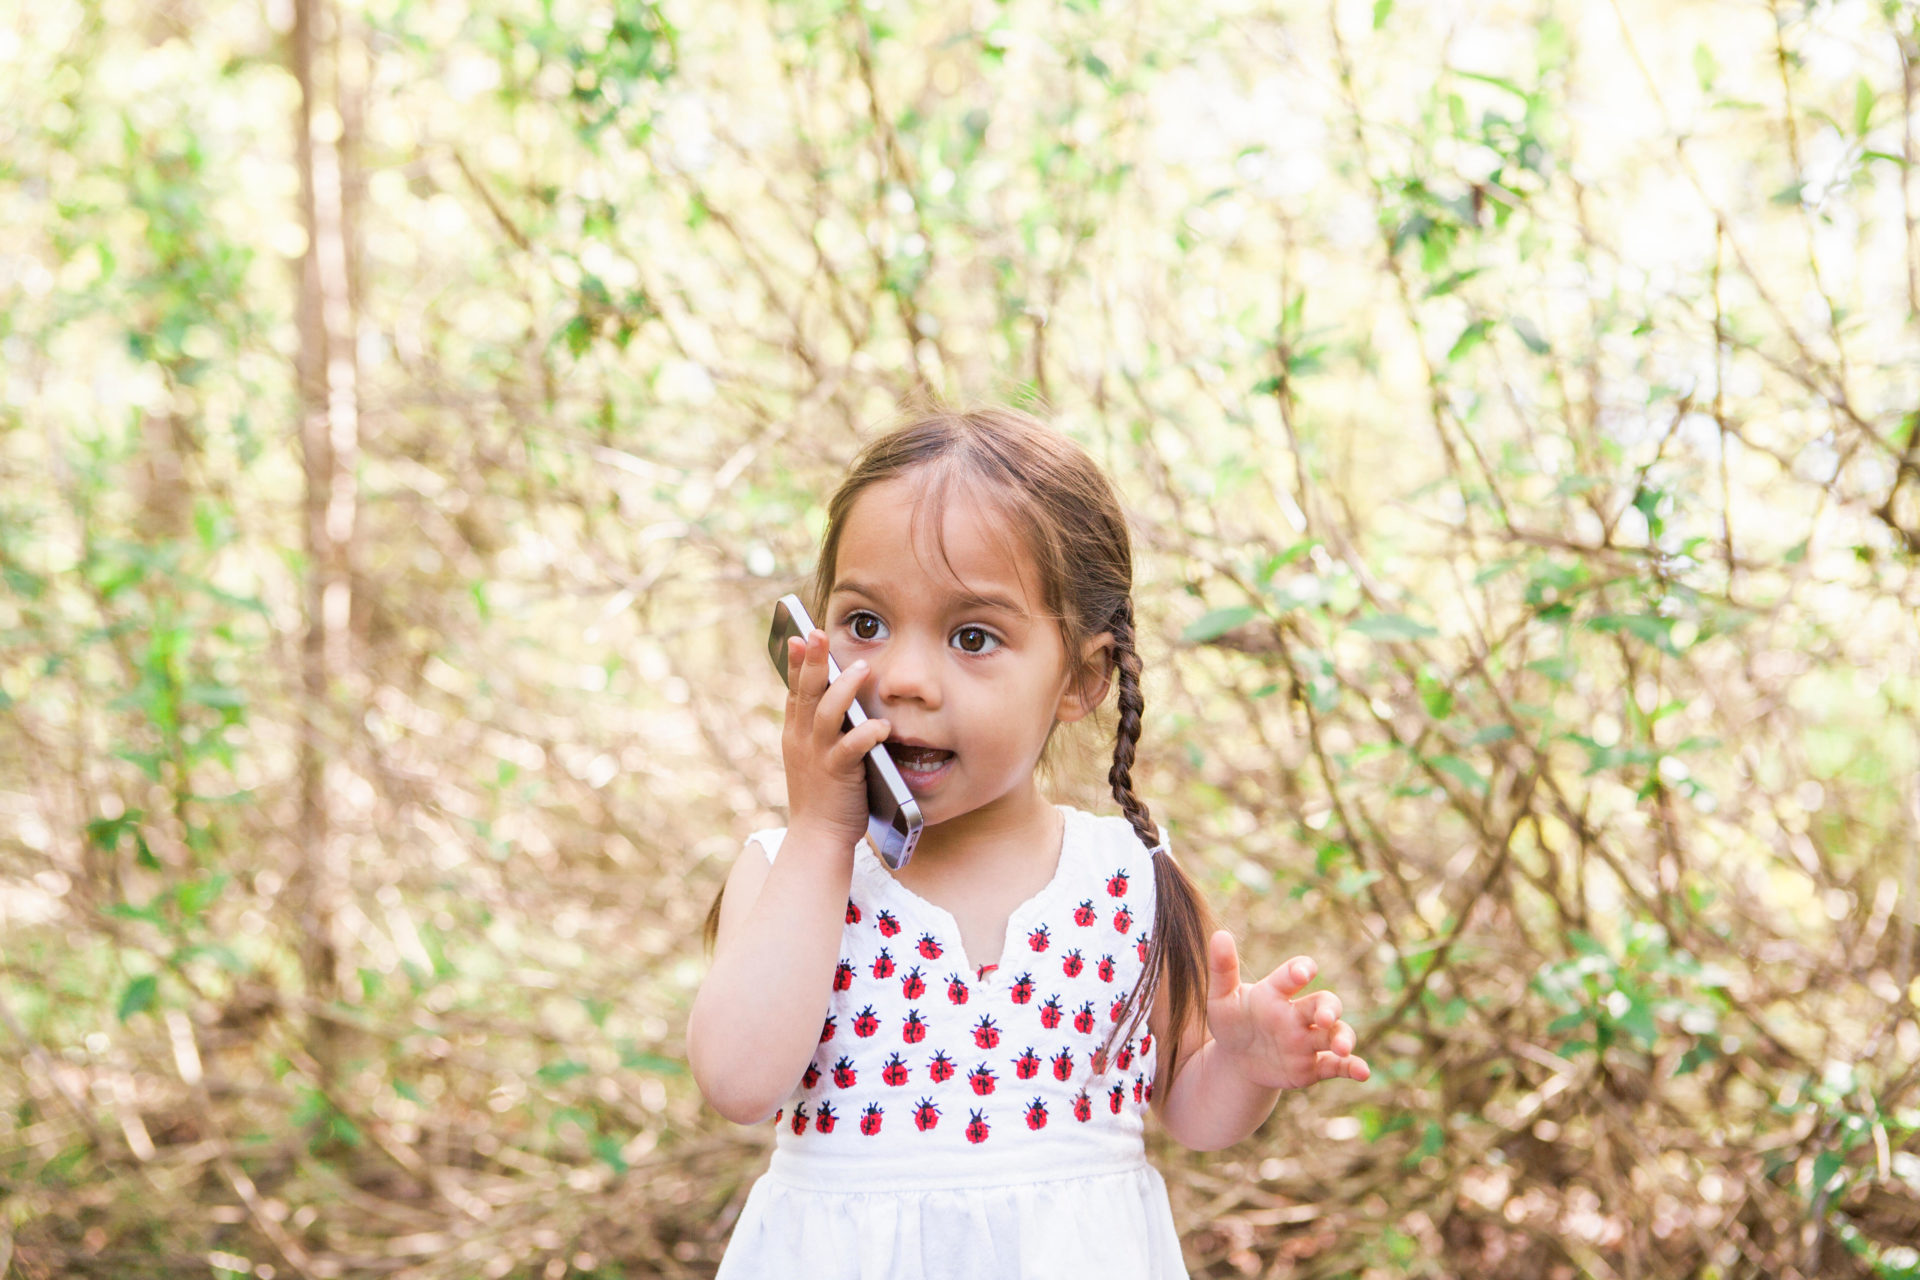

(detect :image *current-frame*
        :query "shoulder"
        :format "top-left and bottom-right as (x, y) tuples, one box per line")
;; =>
(1063, 806), (1162, 880)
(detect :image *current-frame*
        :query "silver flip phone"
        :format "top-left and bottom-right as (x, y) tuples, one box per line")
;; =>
(767, 593), (923, 870)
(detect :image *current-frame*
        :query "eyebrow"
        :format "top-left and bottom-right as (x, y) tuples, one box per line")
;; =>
(832, 579), (1030, 618)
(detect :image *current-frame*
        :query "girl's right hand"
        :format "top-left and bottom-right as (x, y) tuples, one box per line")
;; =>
(782, 629), (891, 852)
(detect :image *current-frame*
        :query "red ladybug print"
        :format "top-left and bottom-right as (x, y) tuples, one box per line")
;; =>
(1113, 906), (1133, 933)
(1061, 949), (1085, 978)
(834, 960), (854, 991)
(903, 1009), (928, 1044)
(968, 1064), (998, 1096)
(1074, 1001), (1096, 1034)
(882, 1052), (910, 1086)
(1097, 954), (1116, 983)
(1144, 1080), (1154, 1103)
(802, 1062), (821, 1089)
(928, 1050), (956, 1083)
(966, 1109), (990, 1144)
(791, 1102), (810, 1135)
(1116, 1044), (1134, 1072)
(1039, 995), (1064, 1029)
(1109, 1084), (1125, 1114)
(1073, 899), (1097, 927)
(846, 901), (861, 924)
(871, 949), (895, 980)
(820, 1016), (836, 1044)
(860, 1102), (883, 1136)
(1073, 1090), (1093, 1122)
(1133, 1075), (1145, 1103)
(1136, 931), (1151, 962)
(1010, 972), (1036, 1004)
(833, 1056), (857, 1088)
(1110, 996), (1128, 1023)
(1014, 1047), (1041, 1080)
(1107, 869), (1129, 898)
(947, 974), (969, 1005)
(815, 1101), (838, 1134)
(1028, 924), (1051, 952)
(876, 909), (901, 937)
(917, 933), (943, 960)
(1051, 1049), (1074, 1081)
(773, 1108), (783, 1125)
(912, 1097), (941, 1132)
(973, 1015), (1000, 1049)
(853, 1005), (880, 1038)
(1139, 1032), (1152, 1056)
(1025, 1098), (1048, 1130)
(901, 966), (926, 999)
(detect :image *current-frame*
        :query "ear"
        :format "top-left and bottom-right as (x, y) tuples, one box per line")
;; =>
(1055, 631), (1115, 724)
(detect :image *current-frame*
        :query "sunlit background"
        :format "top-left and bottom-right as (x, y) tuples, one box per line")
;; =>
(2, 0), (1918, 1275)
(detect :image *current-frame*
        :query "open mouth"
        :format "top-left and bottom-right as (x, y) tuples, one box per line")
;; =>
(889, 744), (954, 785)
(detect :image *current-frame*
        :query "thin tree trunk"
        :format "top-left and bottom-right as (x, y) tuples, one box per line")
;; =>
(291, 0), (360, 1085)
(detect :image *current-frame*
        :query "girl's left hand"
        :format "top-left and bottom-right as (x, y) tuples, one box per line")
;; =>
(1204, 930), (1370, 1091)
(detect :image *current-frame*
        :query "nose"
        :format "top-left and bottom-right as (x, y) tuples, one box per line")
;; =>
(872, 630), (941, 710)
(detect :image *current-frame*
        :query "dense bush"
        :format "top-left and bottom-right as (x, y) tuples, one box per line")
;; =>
(2, 0), (1917, 1276)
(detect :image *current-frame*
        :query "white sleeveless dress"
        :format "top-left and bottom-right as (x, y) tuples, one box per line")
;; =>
(713, 805), (1190, 1279)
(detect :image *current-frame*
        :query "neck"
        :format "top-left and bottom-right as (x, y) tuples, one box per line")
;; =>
(903, 778), (1058, 875)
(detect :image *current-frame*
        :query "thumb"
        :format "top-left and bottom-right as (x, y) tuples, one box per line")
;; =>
(1206, 930), (1241, 1001)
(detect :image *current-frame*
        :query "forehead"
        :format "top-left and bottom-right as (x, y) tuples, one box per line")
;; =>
(831, 474), (1042, 612)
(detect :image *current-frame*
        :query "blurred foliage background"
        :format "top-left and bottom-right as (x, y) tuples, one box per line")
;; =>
(3, 0), (1920, 1276)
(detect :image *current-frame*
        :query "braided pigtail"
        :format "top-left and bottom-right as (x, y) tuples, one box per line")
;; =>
(1099, 602), (1215, 1087)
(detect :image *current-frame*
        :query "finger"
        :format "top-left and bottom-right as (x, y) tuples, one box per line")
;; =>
(814, 658), (870, 737)
(1316, 1050), (1370, 1083)
(1327, 1018), (1357, 1058)
(832, 716), (892, 768)
(1267, 955), (1317, 999)
(792, 630), (832, 706)
(1206, 930), (1241, 1002)
(1301, 990), (1343, 1029)
(785, 637), (806, 703)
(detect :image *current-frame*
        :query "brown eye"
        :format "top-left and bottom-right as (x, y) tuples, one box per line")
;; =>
(850, 613), (884, 641)
(952, 626), (998, 654)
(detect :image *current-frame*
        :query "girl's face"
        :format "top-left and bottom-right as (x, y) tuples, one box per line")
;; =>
(826, 474), (1103, 833)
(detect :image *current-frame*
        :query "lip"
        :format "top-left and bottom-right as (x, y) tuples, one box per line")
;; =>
(887, 742), (955, 792)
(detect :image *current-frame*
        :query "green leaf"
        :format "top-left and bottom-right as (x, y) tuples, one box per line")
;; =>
(174, 873), (228, 921)
(1511, 317), (1550, 354)
(1334, 868), (1381, 898)
(591, 1133), (630, 1174)
(1692, 43), (1718, 92)
(536, 1059), (591, 1086)
(1430, 754), (1488, 794)
(118, 974), (158, 1022)
(619, 1044), (687, 1074)
(1349, 612), (1437, 641)
(1422, 267), (1483, 298)
(1447, 318), (1492, 363)
(1372, 0), (1393, 28)
(1674, 1042), (1717, 1075)
(1811, 1148), (1847, 1195)
(1181, 606), (1258, 643)
(1854, 76), (1875, 137)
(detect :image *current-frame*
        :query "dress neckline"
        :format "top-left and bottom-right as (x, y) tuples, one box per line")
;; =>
(856, 804), (1080, 983)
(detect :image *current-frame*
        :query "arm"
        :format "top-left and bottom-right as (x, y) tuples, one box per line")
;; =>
(1153, 930), (1369, 1152)
(685, 629), (890, 1124)
(685, 827), (856, 1123)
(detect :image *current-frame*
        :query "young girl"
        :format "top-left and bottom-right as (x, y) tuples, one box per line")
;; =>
(687, 407), (1369, 1278)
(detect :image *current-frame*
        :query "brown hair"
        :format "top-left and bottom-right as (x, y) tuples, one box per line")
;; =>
(708, 406), (1216, 1081)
